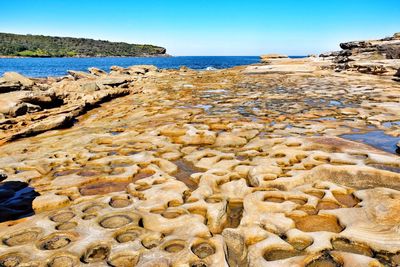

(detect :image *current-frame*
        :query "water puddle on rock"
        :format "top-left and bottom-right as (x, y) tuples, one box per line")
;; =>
(328, 100), (344, 107)
(172, 160), (203, 190)
(340, 131), (400, 155)
(0, 181), (40, 223)
(79, 181), (131, 196)
(382, 121), (400, 128)
(316, 117), (337, 121)
(367, 164), (400, 173)
(291, 215), (344, 233)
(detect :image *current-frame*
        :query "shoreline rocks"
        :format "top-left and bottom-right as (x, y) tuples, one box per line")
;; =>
(256, 33), (400, 79)
(0, 34), (399, 266)
(260, 53), (288, 63)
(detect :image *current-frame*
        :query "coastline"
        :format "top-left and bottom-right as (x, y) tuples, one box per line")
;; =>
(0, 33), (399, 266)
(0, 53), (172, 59)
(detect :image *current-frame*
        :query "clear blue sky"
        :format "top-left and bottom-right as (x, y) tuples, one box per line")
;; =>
(1, 0), (399, 56)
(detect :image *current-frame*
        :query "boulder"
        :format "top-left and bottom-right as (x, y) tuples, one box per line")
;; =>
(110, 65), (125, 72)
(26, 103), (42, 113)
(22, 92), (62, 108)
(127, 65), (158, 74)
(0, 80), (22, 93)
(9, 103), (28, 117)
(340, 41), (372, 50)
(23, 113), (74, 136)
(88, 67), (107, 76)
(2, 72), (34, 87)
(67, 70), (96, 80)
(96, 78), (129, 87)
(0, 90), (61, 116)
(0, 91), (30, 115)
(80, 82), (100, 92)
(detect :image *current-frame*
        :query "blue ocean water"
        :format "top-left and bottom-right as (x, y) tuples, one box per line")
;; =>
(0, 56), (263, 77)
(0, 56), (304, 77)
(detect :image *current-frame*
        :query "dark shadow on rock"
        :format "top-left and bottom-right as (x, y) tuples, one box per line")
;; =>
(0, 181), (39, 223)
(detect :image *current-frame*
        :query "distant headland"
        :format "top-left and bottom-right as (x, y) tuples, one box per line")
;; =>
(0, 32), (168, 58)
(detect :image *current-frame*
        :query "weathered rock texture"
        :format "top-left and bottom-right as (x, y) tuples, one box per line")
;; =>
(321, 32), (400, 75)
(0, 35), (399, 267)
(0, 65), (164, 143)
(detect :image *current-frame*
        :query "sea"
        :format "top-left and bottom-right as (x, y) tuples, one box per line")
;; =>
(0, 56), (303, 78)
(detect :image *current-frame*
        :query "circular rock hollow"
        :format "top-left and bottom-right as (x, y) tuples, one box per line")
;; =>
(292, 215), (344, 233)
(38, 233), (75, 250)
(82, 204), (105, 213)
(149, 208), (165, 214)
(168, 199), (183, 207)
(296, 205), (317, 215)
(288, 197), (307, 205)
(305, 190), (325, 199)
(82, 214), (97, 220)
(0, 253), (23, 267)
(191, 242), (216, 259)
(107, 253), (139, 267)
(99, 215), (133, 229)
(116, 228), (143, 243)
(263, 248), (304, 261)
(316, 201), (341, 211)
(331, 238), (373, 257)
(141, 234), (164, 249)
(135, 184), (151, 191)
(287, 237), (313, 251)
(50, 211), (75, 223)
(332, 192), (360, 207)
(264, 196), (285, 203)
(161, 208), (186, 219)
(109, 196), (132, 208)
(81, 244), (110, 263)
(164, 240), (186, 253)
(55, 222), (77, 231)
(47, 254), (79, 267)
(306, 252), (342, 267)
(2, 228), (43, 246)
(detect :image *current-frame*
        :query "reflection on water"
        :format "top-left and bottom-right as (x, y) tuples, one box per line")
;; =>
(340, 131), (400, 155)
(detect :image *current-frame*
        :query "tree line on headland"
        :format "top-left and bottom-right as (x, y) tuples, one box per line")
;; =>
(0, 32), (167, 57)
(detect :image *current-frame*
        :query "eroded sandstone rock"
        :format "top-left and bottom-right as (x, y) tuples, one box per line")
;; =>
(0, 49), (399, 266)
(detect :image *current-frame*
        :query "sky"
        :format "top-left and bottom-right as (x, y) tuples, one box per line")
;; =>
(1, 0), (399, 56)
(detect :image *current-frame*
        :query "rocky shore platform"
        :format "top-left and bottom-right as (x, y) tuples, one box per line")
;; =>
(0, 34), (399, 267)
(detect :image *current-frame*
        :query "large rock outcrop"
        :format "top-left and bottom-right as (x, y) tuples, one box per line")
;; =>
(0, 66), (163, 142)
(322, 32), (400, 75)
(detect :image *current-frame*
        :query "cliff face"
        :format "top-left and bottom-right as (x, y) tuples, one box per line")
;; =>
(0, 32), (167, 57)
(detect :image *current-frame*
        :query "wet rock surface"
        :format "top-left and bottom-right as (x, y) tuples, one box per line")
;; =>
(0, 35), (399, 266)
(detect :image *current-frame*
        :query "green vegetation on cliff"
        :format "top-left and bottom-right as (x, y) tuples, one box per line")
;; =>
(0, 32), (167, 57)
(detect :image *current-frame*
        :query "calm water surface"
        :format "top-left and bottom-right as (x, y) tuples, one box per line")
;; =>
(0, 56), (264, 77)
